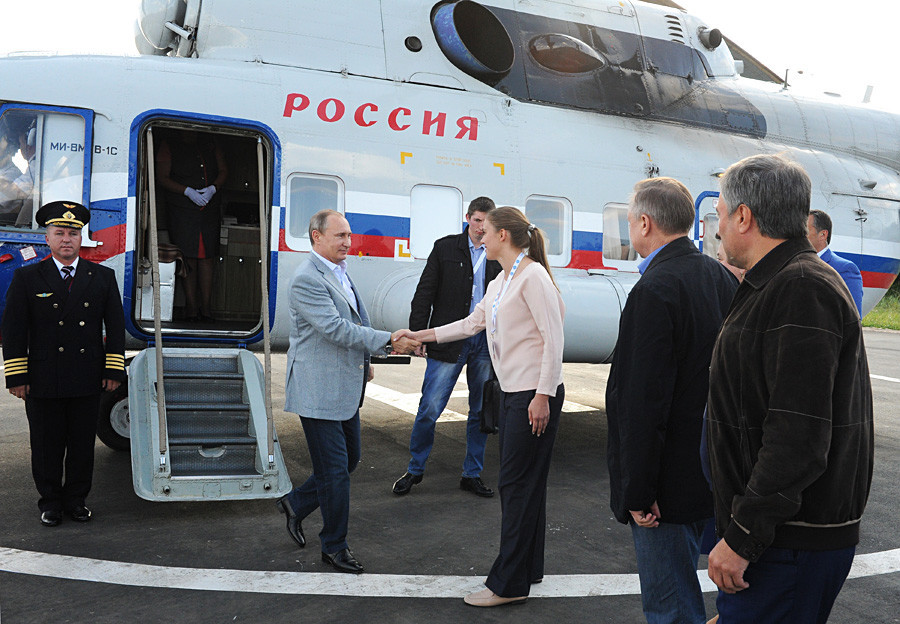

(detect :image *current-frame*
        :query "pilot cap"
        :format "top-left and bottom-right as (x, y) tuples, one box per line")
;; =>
(36, 201), (90, 229)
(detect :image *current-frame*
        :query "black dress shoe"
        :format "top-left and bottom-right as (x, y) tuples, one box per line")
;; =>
(460, 476), (494, 498)
(40, 510), (62, 527)
(322, 548), (364, 574)
(276, 495), (305, 548)
(68, 506), (92, 522)
(392, 471), (423, 495)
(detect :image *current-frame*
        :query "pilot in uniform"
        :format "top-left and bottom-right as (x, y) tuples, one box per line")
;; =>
(2, 201), (126, 526)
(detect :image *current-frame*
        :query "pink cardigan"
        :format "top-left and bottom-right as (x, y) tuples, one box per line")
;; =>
(434, 261), (565, 396)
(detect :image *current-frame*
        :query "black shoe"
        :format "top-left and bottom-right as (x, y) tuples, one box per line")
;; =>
(392, 472), (423, 495)
(460, 476), (494, 498)
(40, 510), (62, 527)
(321, 548), (364, 574)
(67, 506), (92, 522)
(276, 495), (305, 548)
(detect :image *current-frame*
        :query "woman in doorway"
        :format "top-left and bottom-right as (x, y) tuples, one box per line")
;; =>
(400, 206), (566, 607)
(156, 130), (228, 322)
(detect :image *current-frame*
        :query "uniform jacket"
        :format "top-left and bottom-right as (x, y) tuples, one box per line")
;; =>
(708, 238), (874, 562)
(2, 257), (126, 397)
(284, 253), (391, 421)
(821, 247), (863, 315)
(606, 236), (738, 525)
(408, 228), (501, 363)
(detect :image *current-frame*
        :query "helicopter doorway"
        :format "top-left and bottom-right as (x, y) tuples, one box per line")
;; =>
(134, 119), (272, 340)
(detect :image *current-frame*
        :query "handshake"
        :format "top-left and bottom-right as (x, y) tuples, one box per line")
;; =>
(184, 185), (217, 207)
(389, 329), (423, 355)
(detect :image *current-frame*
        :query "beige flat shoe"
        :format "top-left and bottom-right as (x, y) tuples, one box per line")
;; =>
(464, 588), (527, 607)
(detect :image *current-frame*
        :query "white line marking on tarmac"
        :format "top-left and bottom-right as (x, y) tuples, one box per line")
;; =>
(871, 374), (900, 383)
(364, 383), (596, 423)
(0, 547), (897, 597)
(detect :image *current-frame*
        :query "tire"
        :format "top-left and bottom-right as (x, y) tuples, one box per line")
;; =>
(97, 384), (131, 452)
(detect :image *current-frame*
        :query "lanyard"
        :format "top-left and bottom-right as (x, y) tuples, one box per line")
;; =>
(490, 252), (525, 335)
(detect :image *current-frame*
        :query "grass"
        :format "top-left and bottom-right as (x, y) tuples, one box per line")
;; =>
(863, 279), (900, 330)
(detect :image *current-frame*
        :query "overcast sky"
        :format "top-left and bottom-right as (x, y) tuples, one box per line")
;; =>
(1, 1), (897, 112)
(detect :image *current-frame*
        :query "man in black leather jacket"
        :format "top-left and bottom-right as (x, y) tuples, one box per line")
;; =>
(708, 154), (874, 623)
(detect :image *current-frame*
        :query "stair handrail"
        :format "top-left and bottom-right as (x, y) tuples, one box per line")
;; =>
(257, 138), (275, 468)
(146, 127), (169, 470)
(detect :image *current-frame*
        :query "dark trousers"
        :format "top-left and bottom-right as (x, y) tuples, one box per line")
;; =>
(287, 412), (361, 554)
(716, 545), (856, 623)
(486, 384), (564, 598)
(25, 394), (100, 512)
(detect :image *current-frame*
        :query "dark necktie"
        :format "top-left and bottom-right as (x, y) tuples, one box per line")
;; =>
(61, 265), (73, 291)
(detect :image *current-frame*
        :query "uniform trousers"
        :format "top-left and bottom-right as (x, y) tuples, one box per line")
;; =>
(25, 394), (100, 512)
(485, 384), (564, 598)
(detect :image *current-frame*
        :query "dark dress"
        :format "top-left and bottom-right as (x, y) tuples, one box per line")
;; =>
(163, 136), (222, 258)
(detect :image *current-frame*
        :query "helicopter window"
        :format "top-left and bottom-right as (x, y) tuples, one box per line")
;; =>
(702, 212), (719, 258)
(410, 184), (463, 259)
(525, 195), (572, 266)
(286, 173), (344, 249)
(857, 197), (900, 244)
(602, 203), (637, 262)
(0, 109), (86, 229)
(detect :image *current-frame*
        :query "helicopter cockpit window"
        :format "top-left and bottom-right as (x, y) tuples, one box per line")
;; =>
(0, 109), (86, 229)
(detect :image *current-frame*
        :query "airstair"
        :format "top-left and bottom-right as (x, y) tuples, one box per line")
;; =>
(127, 127), (290, 501)
(129, 347), (292, 501)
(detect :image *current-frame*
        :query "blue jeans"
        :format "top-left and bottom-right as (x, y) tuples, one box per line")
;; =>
(407, 332), (492, 478)
(716, 545), (855, 624)
(286, 412), (361, 554)
(630, 518), (707, 624)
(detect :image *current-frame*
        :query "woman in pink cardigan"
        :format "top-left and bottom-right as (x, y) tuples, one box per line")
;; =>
(401, 206), (565, 607)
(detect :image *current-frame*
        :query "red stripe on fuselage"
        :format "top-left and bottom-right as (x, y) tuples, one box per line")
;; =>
(80, 223), (126, 263)
(568, 249), (614, 270)
(862, 271), (896, 289)
(277, 230), (399, 258)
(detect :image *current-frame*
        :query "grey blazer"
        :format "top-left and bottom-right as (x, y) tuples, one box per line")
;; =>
(284, 254), (391, 420)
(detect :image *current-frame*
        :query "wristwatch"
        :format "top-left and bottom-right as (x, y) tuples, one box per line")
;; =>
(383, 339), (394, 354)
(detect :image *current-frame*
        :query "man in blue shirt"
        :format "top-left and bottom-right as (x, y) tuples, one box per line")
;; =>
(808, 209), (864, 315)
(392, 197), (502, 497)
(606, 178), (738, 623)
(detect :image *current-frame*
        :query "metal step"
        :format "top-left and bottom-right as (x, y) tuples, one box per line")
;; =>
(164, 372), (244, 381)
(169, 444), (259, 477)
(170, 435), (256, 445)
(166, 409), (252, 438)
(163, 378), (244, 404)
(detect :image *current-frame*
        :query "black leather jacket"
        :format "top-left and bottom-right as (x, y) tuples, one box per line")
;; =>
(708, 238), (874, 561)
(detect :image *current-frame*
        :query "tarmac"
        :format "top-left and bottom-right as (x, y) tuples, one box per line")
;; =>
(1, 329), (898, 623)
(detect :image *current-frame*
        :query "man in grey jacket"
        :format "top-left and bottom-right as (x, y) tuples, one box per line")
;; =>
(277, 209), (418, 573)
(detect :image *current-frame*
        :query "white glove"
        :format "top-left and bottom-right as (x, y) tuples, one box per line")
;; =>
(198, 185), (217, 203)
(184, 187), (208, 207)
